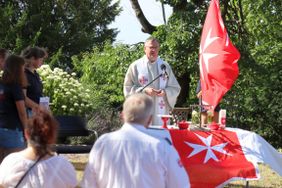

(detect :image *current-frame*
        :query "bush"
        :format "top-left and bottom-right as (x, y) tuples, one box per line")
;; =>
(37, 65), (94, 117)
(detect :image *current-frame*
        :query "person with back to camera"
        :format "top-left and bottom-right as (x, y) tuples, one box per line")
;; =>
(196, 80), (220, 124)
(0, 109), (77, 188)
(80, 93), (190, 188)
(123, 37), (181, 126)
(0, 55), (28, 163)
(21, 46), (47, 116)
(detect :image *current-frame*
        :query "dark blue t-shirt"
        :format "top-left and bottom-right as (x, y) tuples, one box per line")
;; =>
(196, 80), (201, 94)
(25, 69), (43, 104)
(0, 83), (25, 130)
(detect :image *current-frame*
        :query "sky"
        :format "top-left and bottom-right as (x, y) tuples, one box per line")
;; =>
(110, 0), (172, 44)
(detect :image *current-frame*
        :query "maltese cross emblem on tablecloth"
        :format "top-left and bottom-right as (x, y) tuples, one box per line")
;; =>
(185, 133), (232, 164)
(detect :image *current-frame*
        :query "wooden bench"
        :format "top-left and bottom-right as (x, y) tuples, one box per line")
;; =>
(53, 115), (98, 154)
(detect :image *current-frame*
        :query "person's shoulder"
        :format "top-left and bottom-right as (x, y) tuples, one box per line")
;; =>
(4, 152), (20, 159)
(8, 83), (23, 94)
(88, 131), (121, 153)
(131, 56), (144, 66)
(1, 152), (22, 166)
(158, 58), (172, 68)
(24, 68), (32, 75)
(163, 61), (171, 68)
(50, 155), (75, 166)
(94, 131), (116, 145)
(143, 127), (173, 145)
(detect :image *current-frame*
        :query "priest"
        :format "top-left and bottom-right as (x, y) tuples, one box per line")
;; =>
(123, 37), (180, 125)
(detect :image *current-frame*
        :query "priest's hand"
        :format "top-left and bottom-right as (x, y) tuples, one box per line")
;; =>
(155, 89), (165, 97)
(144, 87), (157, 96)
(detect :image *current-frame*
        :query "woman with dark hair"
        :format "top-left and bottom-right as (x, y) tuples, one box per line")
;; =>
(21, 46), (47, 116)
(0, 55), (28, 163)
(0, 110), (77, 187)
(0, 48), (9, 70)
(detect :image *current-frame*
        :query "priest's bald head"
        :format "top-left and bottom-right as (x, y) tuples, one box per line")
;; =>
(123, 93), (153, 127)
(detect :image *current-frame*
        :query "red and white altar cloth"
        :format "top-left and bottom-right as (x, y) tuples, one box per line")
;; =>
(147, 127), (282, 188)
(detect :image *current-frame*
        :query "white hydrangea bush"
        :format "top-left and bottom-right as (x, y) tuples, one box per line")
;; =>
(37, 65), (93, 116)
(191, 110), (200, 124)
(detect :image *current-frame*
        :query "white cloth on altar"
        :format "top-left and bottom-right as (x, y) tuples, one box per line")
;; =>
(80, 123), (190, 188)
(123, 55), (181, 125)
(227, 127), (282, 176)
(0, 153), (77, 188)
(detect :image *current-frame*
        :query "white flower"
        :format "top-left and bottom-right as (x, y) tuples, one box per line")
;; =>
(192, 110), (198, 115)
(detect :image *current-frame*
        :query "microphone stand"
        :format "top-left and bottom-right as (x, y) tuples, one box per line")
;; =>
(200, 96), (203, 128)
(139, 73), (164, 93)
(112, 73), (163, 113)
(111, 73), (164, 123)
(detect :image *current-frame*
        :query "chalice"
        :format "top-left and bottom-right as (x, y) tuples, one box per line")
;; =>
(158, 114), (172, 129)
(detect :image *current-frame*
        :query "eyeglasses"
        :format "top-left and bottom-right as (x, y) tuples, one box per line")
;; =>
(145, 46), (159, 50)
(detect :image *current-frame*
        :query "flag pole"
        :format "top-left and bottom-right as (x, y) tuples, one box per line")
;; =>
(199, 96), (202, 128)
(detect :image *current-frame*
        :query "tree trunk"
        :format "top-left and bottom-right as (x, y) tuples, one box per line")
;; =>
(176, 72), (190, 106)
(129, 0), (156, 34)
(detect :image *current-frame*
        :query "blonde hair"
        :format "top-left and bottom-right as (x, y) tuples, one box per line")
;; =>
(123, 93), (153, 124)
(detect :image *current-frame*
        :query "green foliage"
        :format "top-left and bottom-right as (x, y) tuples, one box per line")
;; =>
(72, 42), (144, 108)
(70, 42), (144, 137)
(152, 2), (206, 106)
(155, 11), (200, 77)
(156, 0), (281, 147)
(0, 0), (121, 68)
(219, 0), (282, 148)
(37, 65), (94, 117)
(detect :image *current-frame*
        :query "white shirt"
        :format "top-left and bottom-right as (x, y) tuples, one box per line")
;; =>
(81, 123), (190, 188)
(0, 153), (77, 188)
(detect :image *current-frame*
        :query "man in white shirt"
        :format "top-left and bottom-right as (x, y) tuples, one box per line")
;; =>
(123, 37), (181, 125)
(81, 93), (190, 188)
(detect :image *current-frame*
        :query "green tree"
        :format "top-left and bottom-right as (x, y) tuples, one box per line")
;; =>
(129, 0), (245, 106)
(223, 0), (282, 147)
(73, 42), (143, 108)
(0, 0), (121, 68)
(72, 42), (143, 136)
(126, 0), (281, 147)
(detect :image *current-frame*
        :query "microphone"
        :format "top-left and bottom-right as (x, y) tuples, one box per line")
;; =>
(161, 64), (169, 78)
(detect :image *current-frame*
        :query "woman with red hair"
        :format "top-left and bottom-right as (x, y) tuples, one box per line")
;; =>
(0, 110), (77, 188)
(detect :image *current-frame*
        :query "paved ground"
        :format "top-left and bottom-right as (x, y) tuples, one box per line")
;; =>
(61, 154), (89, 163)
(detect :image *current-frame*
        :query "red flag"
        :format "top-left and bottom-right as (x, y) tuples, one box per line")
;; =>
(169, 129), (259, 187)
(199, 0), (240, 109)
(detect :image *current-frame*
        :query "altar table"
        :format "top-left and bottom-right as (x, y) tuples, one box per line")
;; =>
(147, 127), (282, 188)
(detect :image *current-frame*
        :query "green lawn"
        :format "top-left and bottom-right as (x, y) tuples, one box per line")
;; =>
(225, 164), (282, 188)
